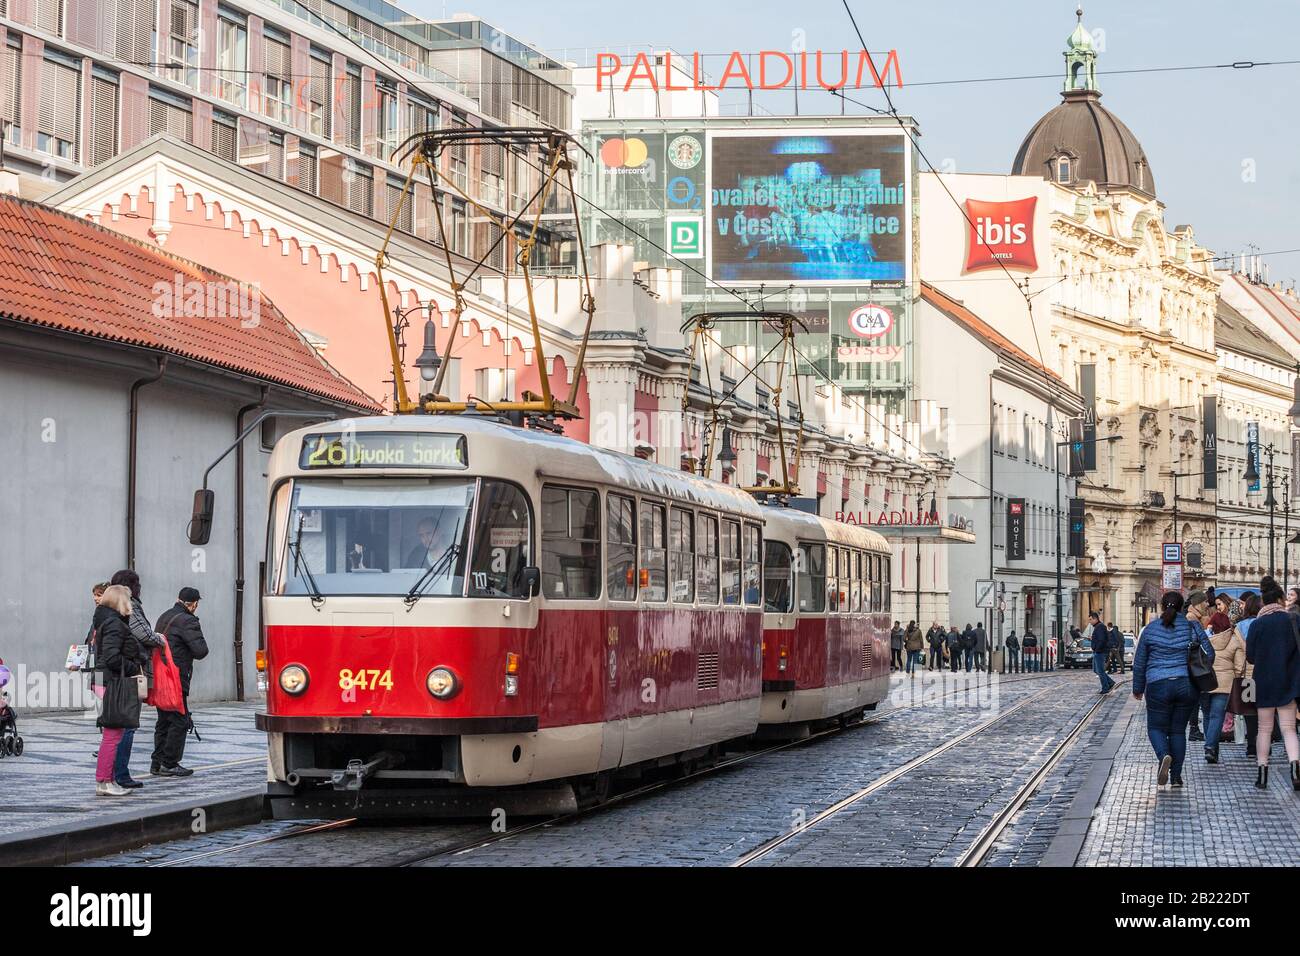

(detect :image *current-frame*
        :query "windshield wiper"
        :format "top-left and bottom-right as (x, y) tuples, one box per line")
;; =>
(290, 513), (325, 608)
(404, 518), (463, 609)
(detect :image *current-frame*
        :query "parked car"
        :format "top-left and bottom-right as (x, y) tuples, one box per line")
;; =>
(1064, 637), (1093, 669)
(1123, 633), (1135, 667)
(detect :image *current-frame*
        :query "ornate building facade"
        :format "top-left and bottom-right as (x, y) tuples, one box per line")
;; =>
(1014, 12), (1222, 632)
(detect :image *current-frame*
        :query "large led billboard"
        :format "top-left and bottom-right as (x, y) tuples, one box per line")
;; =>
(708, 131), (910, 285)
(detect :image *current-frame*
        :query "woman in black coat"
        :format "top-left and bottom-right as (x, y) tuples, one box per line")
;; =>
(94, 585), (146, 797)
(1244, 576), (1300, 790)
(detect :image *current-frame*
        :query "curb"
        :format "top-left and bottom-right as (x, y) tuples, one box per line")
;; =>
(1039, 692), (1137, 867)
(2, 789), (268, 866)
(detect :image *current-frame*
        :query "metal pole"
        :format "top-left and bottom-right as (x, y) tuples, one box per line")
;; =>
(1173, 473), (1179, 544)
(1284, 491), (1291, 586)
(1269, 452), (1277, 578)
(1055, 447), (1063, 654)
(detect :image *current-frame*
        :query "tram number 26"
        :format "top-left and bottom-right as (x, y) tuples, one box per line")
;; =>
(339, 668), (394, 691)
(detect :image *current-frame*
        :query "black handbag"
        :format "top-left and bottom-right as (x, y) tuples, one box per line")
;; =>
(101, 673), (142, 729)
(1188, 632), (1217, 693)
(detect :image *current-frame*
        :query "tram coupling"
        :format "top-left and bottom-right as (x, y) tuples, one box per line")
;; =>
(330, 751), (404, 791)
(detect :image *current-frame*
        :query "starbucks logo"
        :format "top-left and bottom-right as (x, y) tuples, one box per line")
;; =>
(667, 135), (703, 170)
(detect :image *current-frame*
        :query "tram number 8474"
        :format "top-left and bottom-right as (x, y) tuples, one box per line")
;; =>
(339, 668), (395, 691)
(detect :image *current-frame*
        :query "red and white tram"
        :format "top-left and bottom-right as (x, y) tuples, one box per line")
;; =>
(255, 415), (891, 818)
(758, 507), (892, 730)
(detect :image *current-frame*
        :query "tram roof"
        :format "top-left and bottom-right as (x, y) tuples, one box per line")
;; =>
(760, 502), (891, 552)
(283, 415), (766, 519)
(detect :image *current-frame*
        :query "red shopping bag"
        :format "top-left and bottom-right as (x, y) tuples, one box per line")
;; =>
(148, 638), (187, 715)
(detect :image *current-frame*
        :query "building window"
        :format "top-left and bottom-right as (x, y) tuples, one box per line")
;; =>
(113, 0), (155, 63)
(449, 199), (468, 255)
(148, 86), (192, 142)
(297, 141), (317, 195)
(216, 12), (248, 107)
(369, 78), (398, 160)
(2, 39), (22, 147)
(267, 130), (285, 180)
(88, 70), (119, 166)
(449, 111), (468, 190)
(211, 109), (237, 162)
(263, 27), (293, 124)
(338, 65), (361, 150)
(406, 95), (437, 139)
(34, 0), (63, 37)
(167, 0), (200, 89)
(385, 175), (412, 233)
(1056, 157), (1072, 183)
(37, 53), (80, 161)
(307, 51), (331, 138)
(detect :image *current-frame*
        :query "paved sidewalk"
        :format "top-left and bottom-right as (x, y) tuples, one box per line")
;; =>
(0, 701), (268, 863)
(1078, 700), (1300, 866)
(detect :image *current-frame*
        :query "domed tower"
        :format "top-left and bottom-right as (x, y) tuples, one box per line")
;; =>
(1012, 7), (1155, 197)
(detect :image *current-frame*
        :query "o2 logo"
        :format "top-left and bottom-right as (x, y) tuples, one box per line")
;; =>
(847, 304), (893, 339)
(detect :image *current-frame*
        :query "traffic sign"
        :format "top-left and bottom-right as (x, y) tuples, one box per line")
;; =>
(975, 579), (995, 609)
(1162, 542), (1182, 564)
(1162, 564), (1183, 591)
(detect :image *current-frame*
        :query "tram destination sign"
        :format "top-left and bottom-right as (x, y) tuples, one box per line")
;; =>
(299, 432), (467, 470)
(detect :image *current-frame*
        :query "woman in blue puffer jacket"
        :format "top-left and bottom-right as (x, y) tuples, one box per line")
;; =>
(1133, 591), (1215, 789)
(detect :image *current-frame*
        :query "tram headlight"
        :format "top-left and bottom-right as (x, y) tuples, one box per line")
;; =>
(426, 666), (460, 699)
(279, 664), (309, 695)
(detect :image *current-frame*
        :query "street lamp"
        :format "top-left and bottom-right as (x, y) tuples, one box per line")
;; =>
(412, 308), (442, 402)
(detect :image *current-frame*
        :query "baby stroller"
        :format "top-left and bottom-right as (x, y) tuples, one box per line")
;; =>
(0, 660), (23, 758)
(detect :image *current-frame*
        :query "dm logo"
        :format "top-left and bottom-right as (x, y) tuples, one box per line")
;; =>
(667, 216), (703, 258)
(667, 135), (703, 170)
(847, 304), (893, 338)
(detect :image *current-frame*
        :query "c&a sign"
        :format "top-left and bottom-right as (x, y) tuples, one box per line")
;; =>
(963, 197), (1038, 273)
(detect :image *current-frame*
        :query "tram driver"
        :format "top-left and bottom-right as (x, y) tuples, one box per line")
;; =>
(404, 517), (458, 570)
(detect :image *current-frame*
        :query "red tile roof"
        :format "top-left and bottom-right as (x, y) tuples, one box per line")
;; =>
(0, 195), (381, 411)
(920, 281), (1067, 384)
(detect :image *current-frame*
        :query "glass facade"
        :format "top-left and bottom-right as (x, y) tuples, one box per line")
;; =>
(580, 117), (919, 407)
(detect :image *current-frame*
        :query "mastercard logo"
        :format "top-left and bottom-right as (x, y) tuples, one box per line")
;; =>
(600, 137), (649, 168)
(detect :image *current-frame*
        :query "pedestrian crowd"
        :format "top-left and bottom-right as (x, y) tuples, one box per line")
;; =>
(889, 619), (1049, 673)
(1133, 578), (1300, 792)
(80, 571), (208, 797)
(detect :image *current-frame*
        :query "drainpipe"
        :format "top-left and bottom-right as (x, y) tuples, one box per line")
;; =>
(127, 357), (168, 570)
(233, 387), (269, 702)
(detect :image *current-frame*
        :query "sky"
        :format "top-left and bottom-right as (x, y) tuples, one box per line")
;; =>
(406, 0), (1300, 286)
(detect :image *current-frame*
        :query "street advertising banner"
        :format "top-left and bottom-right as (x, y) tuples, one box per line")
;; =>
(1247, 421), (1260, 493)
(1203, 395), (1217, 491)
(709, 131), (910, 285)
(1007, 497), (1026, 561)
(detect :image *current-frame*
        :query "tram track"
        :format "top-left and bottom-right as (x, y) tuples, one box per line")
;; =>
(396, 669), (1051, 867)
(130, 670), (1059, 867)
(731, 679), (1126, 867)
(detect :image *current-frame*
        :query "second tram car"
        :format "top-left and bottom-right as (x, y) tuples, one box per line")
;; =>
(758, 507), (892, 729)
(254, 415), (893, 818)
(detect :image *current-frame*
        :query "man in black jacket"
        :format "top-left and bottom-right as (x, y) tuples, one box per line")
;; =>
(151, 587), (209, 776)
(1088, 611), (1115, 694)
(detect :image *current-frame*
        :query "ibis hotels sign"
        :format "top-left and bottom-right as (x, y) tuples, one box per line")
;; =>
(963, 197), (1038, 273)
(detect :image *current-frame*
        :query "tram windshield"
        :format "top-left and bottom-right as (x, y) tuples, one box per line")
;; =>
(280, 478), (475, 597)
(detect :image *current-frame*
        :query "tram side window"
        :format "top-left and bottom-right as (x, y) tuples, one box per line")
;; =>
(883, 555), (891, 612)
(744, 524), (762, 606)
(839, 548), (851, 613)
(721, 519), (742, 605)
(607, 493), (637, 601)
(697, 514), (719, 604)
(639, 501), (667, 602)
(763, 540), (792, 613)
(468, 480), (531, 598)
(851, 551), (861, 613)
(826, 547), (838, 612)
(798, 542), (826, 613)
(540, 485), (600, 600)
(870, 554), (880, 612)
(669, 507), (695, 604)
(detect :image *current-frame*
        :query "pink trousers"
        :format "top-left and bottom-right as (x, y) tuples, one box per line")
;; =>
(96, 728), (124, 782)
